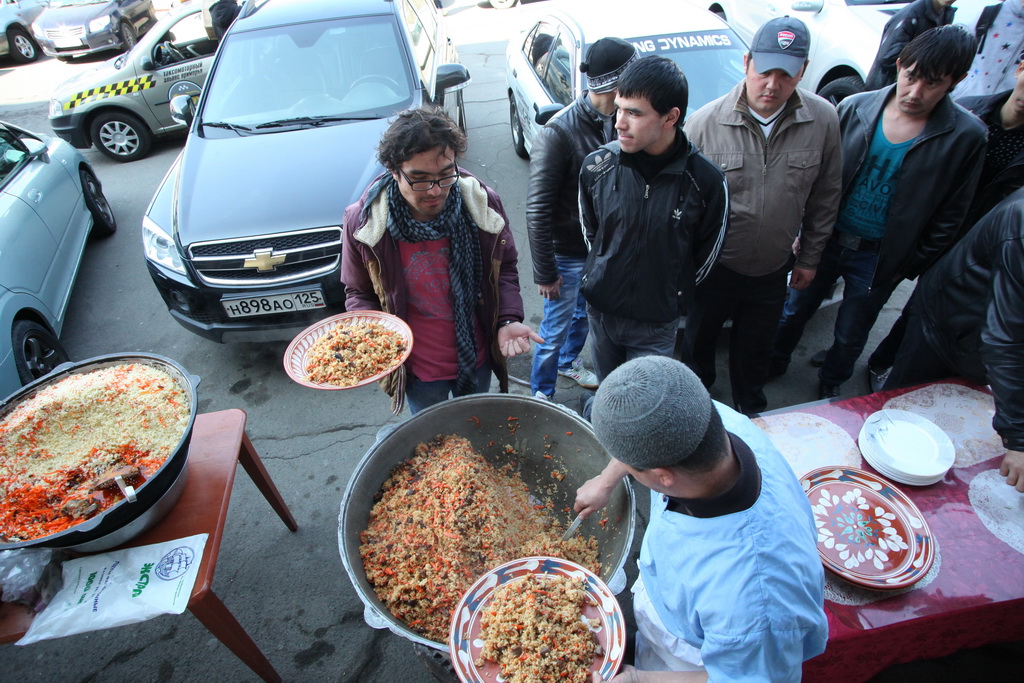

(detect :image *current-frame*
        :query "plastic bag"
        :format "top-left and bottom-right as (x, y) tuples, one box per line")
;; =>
(16, 534), (208, 645)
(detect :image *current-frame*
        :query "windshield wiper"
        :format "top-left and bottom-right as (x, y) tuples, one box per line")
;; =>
(254, 116), (377, 130)
(202, 121), (254, 135)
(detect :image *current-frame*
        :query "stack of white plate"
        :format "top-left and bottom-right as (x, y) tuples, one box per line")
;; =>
(857, 409), (955, 486)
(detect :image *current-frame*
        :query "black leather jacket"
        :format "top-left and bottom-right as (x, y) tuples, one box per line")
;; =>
(526, 93), (612, 284)
(957, 90), (1024, 231)
(915, 186), (1024, 450)
(837, 86), (987, 287)
(864, 0), (955, 91)
(579, 132), (728, 323)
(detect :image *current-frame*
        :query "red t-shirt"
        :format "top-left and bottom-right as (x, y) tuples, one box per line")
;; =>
(399, 238), (487, 381)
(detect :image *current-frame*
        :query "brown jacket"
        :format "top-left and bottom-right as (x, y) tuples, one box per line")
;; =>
(684, 81), (842, 277)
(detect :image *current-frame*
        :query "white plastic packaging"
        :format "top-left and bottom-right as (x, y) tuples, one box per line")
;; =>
(17, 534), (208, 645)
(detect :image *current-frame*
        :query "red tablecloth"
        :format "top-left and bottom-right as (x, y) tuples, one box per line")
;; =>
(769, 380), (1024, 681)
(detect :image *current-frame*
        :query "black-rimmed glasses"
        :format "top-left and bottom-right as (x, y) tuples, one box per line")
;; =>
(398, 168), (460, 191)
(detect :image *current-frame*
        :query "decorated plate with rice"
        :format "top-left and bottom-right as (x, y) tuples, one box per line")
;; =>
(450, 556), (625, 683)
(283, 311), (413, 390)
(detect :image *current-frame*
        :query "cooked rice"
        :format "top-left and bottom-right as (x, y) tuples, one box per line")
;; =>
(305, 320), (407, 386)
(359, 434), (599, 643)
(0, 363), (190, 542)
(477, 574), (600, 683)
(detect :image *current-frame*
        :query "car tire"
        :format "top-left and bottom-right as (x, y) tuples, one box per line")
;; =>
(509, 94), (528, 160)
(6, 26), (39, 64)
(12, 320), (69, 387)
(80, 168), (117, 237)
(818, 75), (864, 106)
(90, 111), (152, 162)
(490, 0), (519, 8)
(119, 21), (137, 52)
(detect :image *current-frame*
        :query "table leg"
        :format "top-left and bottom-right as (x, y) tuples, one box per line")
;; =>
(237, 431), (298, 532)
(189, 590), (282, 683)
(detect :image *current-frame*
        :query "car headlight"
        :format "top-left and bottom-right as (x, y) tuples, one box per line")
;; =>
(88, 16), (111, 33)
(49, 99), (64, 118)
(142, 216), (186, 274)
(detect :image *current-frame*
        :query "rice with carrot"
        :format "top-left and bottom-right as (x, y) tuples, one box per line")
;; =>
(0, 363), (190, 542)
(359, 434), (599, 643)
(477, 574), (601, 683)
(305, 320), (407, 386)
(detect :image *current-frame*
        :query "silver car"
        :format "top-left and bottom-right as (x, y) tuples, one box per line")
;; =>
(0, 121), (115, 400)
(505, 0), (746, 158)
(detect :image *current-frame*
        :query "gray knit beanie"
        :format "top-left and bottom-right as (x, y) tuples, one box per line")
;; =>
(592, 356), (725, 471)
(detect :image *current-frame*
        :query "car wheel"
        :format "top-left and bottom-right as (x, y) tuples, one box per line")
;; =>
(6, 26), (39, 64)
(12, 320), (69, 386)
(818, 75), (864, 107)
(80, 168), (117, 237)
(90, 111), (152, 162)
(490, 0), (519, 8)
(509, 94), (528, 160)
(119, 21), (137, 52)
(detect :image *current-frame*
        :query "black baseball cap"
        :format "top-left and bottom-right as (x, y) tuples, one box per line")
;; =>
(749, 16), (810, 77)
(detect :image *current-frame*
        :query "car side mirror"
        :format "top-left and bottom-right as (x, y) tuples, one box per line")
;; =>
(792, 0), (824, 12)
(534, 103), (562, 126)
(23, 138), (48, 164)
(170, 94), (196, 127)
(140, 55), (155, 71)
(435, 63), (470, 96)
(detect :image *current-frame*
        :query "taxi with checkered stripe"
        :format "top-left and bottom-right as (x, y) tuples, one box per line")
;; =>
(48, 3), (218, 162)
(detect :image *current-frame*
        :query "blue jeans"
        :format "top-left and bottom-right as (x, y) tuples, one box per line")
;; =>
(405, 362), (492, 415)
(772, 238), (898, 386)
(530, 255), (589, 397)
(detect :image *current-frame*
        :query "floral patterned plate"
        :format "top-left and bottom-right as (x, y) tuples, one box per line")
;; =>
(283, 311), (413, 390)
(801, 467), (935, 590)
(449, 556), (626, 683)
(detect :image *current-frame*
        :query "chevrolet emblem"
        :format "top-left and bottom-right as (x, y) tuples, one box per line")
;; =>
(244, 248), (286, 272)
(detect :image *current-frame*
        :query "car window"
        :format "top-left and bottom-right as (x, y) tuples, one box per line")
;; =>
(201, 15), (415, 126)
(401, 0), (436, 86)
(540, 31), (573, 107)
(624, 29), (746, 116)
(0, 127), (28, 185)
(524, 22), (558, 79)
(152, 11), (218, 67)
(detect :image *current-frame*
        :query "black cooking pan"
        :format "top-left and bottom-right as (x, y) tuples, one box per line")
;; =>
(0, 353), (199, 552)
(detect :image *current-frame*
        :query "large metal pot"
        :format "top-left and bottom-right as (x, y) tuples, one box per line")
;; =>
(0, 353), (199, 552)
(338, 394), (636, 650)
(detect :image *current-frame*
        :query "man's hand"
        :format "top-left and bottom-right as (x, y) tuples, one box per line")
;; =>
(539, 276), (563, 301)
(574, 461), (629, 518)
(497, 322), (543, 358)
(789, 266), (816, 290)
(999, 449), (1024, 492)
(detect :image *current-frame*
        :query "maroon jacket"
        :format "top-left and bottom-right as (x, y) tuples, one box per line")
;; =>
(341, 171), (525, 412)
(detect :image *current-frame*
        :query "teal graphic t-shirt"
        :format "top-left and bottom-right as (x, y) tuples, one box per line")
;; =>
(835, 121), (914, 241)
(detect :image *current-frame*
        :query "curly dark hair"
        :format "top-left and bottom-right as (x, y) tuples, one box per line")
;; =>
(377, 107), (467, 172)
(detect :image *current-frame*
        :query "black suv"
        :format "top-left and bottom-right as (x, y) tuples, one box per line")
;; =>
(142, 0), (469, 342)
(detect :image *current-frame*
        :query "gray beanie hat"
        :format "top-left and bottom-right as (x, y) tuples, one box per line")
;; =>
(592, 356), (725, 471)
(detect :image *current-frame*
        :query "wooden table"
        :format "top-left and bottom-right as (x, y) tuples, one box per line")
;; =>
(0, 409), (297, 683)
(755, 380), (1024, 681)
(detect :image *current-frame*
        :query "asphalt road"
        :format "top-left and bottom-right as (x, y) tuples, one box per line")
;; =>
(0, 1), (912, 681)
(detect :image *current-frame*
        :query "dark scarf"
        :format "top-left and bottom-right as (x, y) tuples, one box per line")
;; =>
(386, 176), (483, 396)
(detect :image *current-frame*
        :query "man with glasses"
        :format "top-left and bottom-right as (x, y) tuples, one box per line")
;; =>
(342, 107), (541, 415)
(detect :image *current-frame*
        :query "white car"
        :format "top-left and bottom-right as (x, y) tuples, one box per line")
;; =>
(505, 0), (747, 158)
(698, 0), (919, 103)
(700, 1), (1003, 103)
